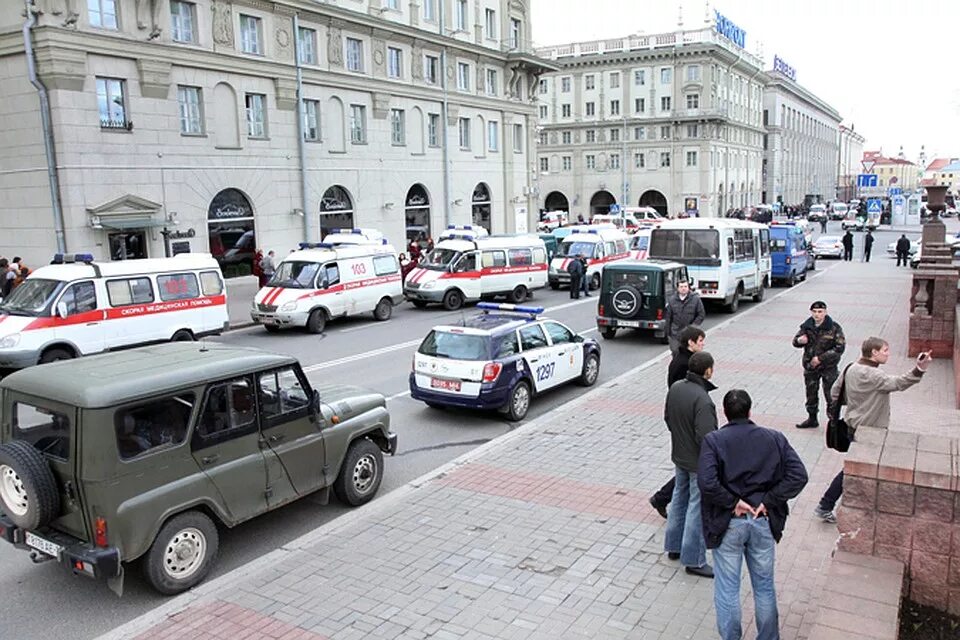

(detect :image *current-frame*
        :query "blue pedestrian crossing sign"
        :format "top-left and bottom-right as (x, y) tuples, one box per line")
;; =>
(609, 204), (621, 214)
(867, 199), (882, 214)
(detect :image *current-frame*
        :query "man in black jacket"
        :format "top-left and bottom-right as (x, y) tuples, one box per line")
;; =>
(664, 280), (706, 353)
(663, 351), (718, 578)
(862, 230), (874, 262)
(567, 254), (584, 299)
(792, 300), (845, 429)
(841, 231), (854, 262)
(699, 389), (808, 640)
(895, 234), (911, 267)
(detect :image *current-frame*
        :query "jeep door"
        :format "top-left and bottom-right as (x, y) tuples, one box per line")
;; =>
(190, 376), (269, 524)
(256, 366), (325, 495)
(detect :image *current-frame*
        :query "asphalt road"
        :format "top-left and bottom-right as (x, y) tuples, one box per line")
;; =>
(0, 221), (909, 640)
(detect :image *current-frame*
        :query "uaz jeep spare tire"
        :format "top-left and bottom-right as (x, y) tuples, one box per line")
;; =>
(0, 441), (60, 530)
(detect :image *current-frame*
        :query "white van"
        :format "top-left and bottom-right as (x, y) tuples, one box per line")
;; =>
(548, 227), (632, 290)
(403, 235), (548, 310)
(251, 242), (402, 333)
(0, 253), (228, 368)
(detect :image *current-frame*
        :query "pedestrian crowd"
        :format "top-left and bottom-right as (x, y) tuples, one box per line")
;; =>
(0, 256), (29, 302)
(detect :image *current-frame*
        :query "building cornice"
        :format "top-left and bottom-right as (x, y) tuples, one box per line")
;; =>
(764, 75), (841, 123)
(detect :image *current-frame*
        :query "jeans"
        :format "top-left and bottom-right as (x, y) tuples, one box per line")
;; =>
(819, 471), (844, 510)
(663, 467), (707, 568)
(713, 516), (779, 640)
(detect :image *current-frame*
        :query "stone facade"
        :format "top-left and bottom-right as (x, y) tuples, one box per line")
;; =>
(2, 0), (554, 272)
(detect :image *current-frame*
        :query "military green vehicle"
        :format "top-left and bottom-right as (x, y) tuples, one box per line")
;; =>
(0, 342), (397, 596)
(596, 260), (690, 342)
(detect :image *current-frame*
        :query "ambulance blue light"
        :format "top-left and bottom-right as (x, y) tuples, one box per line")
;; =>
(382, 238), (388, 245)
(52, 253), (95, 264)
(352, 228), (362, 234)
(76, 253), (95, 263)
(477, 302), (545, 316)
(587, 229), (599, 234)
(318, 243), (335, 249)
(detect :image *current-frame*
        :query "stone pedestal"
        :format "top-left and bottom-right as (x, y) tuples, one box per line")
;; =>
(909, 263), (958, 357)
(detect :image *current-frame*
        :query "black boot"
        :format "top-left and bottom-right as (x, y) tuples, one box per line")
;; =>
(796, 414), (819, 429)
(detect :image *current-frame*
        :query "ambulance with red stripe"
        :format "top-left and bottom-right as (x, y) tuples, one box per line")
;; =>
(628, 228), (653, 260)
(251, 242), (402, 334)
(403, 235), (548, 311)
(0, 253), (228, 368)
(547, 227), (632, 290)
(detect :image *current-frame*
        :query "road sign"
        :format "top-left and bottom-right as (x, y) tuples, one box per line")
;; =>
(867, 199), (882, 214)
(609, 203), (621, 214)
(857, 174), (878, 188)
(861, 159), (876, 173)
(889, 187), (902, 196)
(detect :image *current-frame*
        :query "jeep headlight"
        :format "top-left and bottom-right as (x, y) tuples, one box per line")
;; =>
(251, 299), (258, 309)
(549, 266), (558, 274)
(280, 301), (298, 312)
(421, 281), (438, 290)
(0, 333), (20, 349)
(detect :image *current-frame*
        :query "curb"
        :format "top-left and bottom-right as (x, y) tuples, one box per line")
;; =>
(96, 267), (835, 640)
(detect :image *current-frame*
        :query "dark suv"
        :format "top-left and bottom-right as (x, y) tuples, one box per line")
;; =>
(596, 260), (690, 342)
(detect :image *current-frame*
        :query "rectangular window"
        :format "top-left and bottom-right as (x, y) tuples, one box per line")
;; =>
(539, 131), (548, 145)
(585, 75), (595, 90)
(303, 99), (319, 141)
(561, 131), (571, 144)
(89, 0), (118, 28)
(510, 18), (521, 48)
(610, 100), (620, 115)
(177, 85), (203, 134)
(106, 277), (154, 306)
(13, 403), (70, 461)
(197, 378), (256, 439)
(387, 47), (402, 79)
(686, 93), (699, 109)
(585, 154), (596, 169)
(239, 15), (262, 54)
(561, 77), (571, 92)
(484, 8), (496, 39)
(686, 150), (698, 166)
(170, 1), (195, 42)
(660, 67), (672, 84)
(686, 124), (698, 138)
(428, 113), (441, 147)
(350, 104), (366, 143)
(115, 394), (193, 460)
(390, 109), (405, 146)
(485, 68), (497, 95)
(562, 156), (571, 170)
(660, 125), (670, 139)
(634, 152), (645, 168)
(346, 38), (364, 72)
(539, 157), (548, 172)
(513, 123), (523, 152)
(539, 105), (547, 119)
(457, 62), (470, 91)
(561, 104), (571, 117)
(298, 27), (317, 64)
(585, 129), (595, 142)
(660, 151), (670, 167)
(458, 117), (470, 149)
(96, 77), (128, 129)
(661, 96), (671, 111)
(487, 121), (498, 152)
(258, 369), (309, 423)
(634, 97), (645, 113)
(609, 72), (620, 89)
(687, 65), (701, 81)
(585, 101), (595, 116)
(634, 69), (645, 86)
(539, 78), (547, 94)
(455, 0), (468, 30)
(609, 128), (619, 142)
(245, 93), (266, 137)
(200, 271), (223, 295)
(482, 250), (506, 268)
(157, 273), (200, 301)
(634, 126), (644, 140)
(610, 153), (620, 169)
(423, 0), (435, 21)
(373, 255), (399, 276)
(424, 55), (438, 84)
(386, 0), (400, 8)
(508, 248), (533, 267)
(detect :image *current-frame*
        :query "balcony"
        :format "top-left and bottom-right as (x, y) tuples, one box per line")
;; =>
(100, 118), (133, 131)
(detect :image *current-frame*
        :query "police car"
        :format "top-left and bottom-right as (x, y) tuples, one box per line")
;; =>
(409, 303), (601, 421)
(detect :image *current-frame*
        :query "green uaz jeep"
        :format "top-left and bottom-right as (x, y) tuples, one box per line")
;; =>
(596, 260), (689, 342)
(0, 342), (397, 596)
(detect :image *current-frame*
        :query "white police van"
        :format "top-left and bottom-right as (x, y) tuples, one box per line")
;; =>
(403, 235), (548, 310)
(548, 226), (632, 290)
(409, 303), (602, 420)
(251, 241), (402, 333)
(0, 253), (228, 368)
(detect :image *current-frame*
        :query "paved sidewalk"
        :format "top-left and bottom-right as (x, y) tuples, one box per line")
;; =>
(101, 255), (955, 640)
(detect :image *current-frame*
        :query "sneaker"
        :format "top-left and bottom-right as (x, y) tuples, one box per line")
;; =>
(685, 564), (714, 578)
(667, 552), (680, 560)
(814, 507), (837, 523)
(795, 416), (819, 429)
(648, 496), (668, 519)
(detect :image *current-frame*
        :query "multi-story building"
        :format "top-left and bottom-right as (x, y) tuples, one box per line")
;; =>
(930, 159), (960, 194)
(760, 60), (841, 207)
(861, 150), (920, 195)
(1, 0), (553, 274)
(836, 124), (865, 202)
(534, 15), (766, 219)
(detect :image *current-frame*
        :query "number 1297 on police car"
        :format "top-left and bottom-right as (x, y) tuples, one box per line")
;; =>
(535, 362), (555, 381)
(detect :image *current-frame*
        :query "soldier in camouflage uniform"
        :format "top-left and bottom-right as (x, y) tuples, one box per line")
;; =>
(792, 300), (845, 429)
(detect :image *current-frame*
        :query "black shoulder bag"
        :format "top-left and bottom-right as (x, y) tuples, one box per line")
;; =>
(826, 364), (854, 452)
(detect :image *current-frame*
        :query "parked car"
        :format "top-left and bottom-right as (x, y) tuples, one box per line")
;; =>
(807, 204), (828, 222)
(812, 235), (844, 259)
(596, 260), (689, 342)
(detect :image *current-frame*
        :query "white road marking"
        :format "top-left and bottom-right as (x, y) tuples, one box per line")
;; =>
(301, 339), (421, 372)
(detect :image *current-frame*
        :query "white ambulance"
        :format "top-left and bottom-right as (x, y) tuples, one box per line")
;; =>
(250, 242), (402, 333)
(548, 227), (632, 290)
(403, 235), (548, 310)
(0, 252), (228, 368)
(321, 228), (386, 246)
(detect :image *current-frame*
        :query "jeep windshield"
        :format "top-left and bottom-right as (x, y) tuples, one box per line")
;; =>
(649, 229), (721, 266)
(268, 261), (319, 288)
(557, 241), (597, 257)
(421, 249), (461, 271)
(0, 278), (64, 316)
(418, 330), (489, 360)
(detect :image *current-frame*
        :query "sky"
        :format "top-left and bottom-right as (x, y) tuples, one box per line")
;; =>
(532, 0), (960, 166)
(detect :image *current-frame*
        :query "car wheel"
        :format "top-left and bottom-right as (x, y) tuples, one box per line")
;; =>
(412, 300), (429, 309)
(549, 282), (560, 290)
(601, 327), (617, 340)
(442, 289), (464, 311)
(171, 329), (194, 342)
(752, 282), (765, 303)
(725, 288), (740, 314)
(509, 285), (528, 304)
(590, 273), (601, 290)
(333, 439), (383, 506)
(264, 324), (281, 333)
(0, 441), (61, 530)
(787, 272), (796, 287)
(306, 309), (327, 334)
(502, 381), (531, 422)
(579, 352), (600, 386)
(373, 297), (393, 321)
(143, 511), (219, 596)
(809, 258), (816, 271)
(38, 347), (73, 364)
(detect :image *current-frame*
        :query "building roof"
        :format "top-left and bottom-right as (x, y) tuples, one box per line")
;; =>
(926, 158), (954, 172)
(863, 151), (916, 167)
(938, 161), (960, 173)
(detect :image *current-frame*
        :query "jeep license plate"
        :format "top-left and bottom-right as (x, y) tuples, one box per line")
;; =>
(618, 320), (640, 327)
(25, 531), (62, 559)
(431, 378), (461, 391)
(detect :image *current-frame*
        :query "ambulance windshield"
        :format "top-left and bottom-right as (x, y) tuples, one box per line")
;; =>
(422, 249), (461, 271)
(0, 278), (64, 316)
(270, 261), (320, 288)
(558, 240), (597, 258)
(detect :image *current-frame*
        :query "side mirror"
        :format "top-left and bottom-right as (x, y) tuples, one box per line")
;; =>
(312, 389), (321, 415)
(573, 334), (584, 343)
(688, 279), (697, 290)
(56, 302), (68, 319)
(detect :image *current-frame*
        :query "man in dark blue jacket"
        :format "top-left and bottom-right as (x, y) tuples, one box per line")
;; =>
(699, 389), (809, 640)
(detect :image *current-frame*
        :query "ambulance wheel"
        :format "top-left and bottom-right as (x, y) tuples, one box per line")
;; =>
(373, 297), (393, 321)
(442, 290), (464, 311)
(579, 353), (600, 387)
(306, 309), (327, 334)
(590, 273), (601, 290)
(264, 325), (280, 333)
(502, 381), (531, 422)
(550, 282), (560, 290)
(509, 285), (528, 303)
(38, 347), (73, 364)
(412, 300), (429, 309)
(601, 328), (617, 340)
(171, 329), (194, 342)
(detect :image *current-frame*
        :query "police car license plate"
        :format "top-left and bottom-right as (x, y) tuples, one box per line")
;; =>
(431, 378), (461, 391)
(618, 320), (640, 327)
(25, 531), (61, 558)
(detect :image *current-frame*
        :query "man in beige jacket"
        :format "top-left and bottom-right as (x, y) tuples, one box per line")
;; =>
(813, 336), (931, 523)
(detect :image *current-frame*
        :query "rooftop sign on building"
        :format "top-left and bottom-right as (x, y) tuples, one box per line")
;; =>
(714, 11), (746, 49)
(772, 56), (796, 81)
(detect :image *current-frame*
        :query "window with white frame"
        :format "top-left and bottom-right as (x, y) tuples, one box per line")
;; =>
(387, 47), (402, 79)
(585, 74), (595, 90)
(635, 97), (645, 113)
(562, 156), (571, 170)
(660, 96), (671, 111)
(585, 130), (595, 142)
(539, 79), (547, 94)
(457, 62), (470, 91)
(391, 109), (405, 145)
(458, 117), (470, 149)
(509, 18), (521, 49)
(539, 157), (549, 172)
(561, 77), (571, 93)
(634, 126), (644, 140)
(610, 72), (620, 89)
(561, 104), (571, 118)
(245, 93), (266, 137)
(610, 100), (620, 116)
(610, 128), (619, 142)
(513, 123), (523, 152)
(660, 125), (670, 139)
(386, 0), (400, 9)
(585, 154), (596, 169)
(89, 0), (118, 28)
(487, 121), (498, 152)
(298, 27), (317, 64)
(350, 104), (366, 143)
(239, 15), (262, 54)
(177, 85), (203, 134)
(428, 113), (441, 147)
(170, 1), (195, 42)
(96, 77), (127, 128)
(660, 68), (672, 84)
(484, 8), (496, 39)
(539, 131), (547, 145)
(424, 55), (438, 84)
(660, 151), (670, 167)
(561, 131), (571, 144)
(538, 105), (547, 119)
(610, 153), (620, 169)
(303, 99), (319, 141)
(686, 124), (698, 138)
(585, 101), (595, 116)
(634, 152), (645, 168)
(485, 69), (497, 95)
(634, 69), (645, 86)
(455, 0), (468, 30)
(686, 150), (698, 167)
(423, 0), (435, 21)
(686, 93), (699, 109)
(346, 38), (364, 72)
(686, 65), (701, 82)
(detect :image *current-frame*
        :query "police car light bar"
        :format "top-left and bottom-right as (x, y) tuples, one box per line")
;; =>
(446, 224), (474, 230)
(52, 253), (95, 264)
(476, 302), (545, 316)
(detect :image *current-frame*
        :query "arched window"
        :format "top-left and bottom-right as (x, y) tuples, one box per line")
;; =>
(471, 183), (492, 231)
(208, 188), (256, 278)
(319, 185), (354, 238)
(405, 184), (431, 248)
